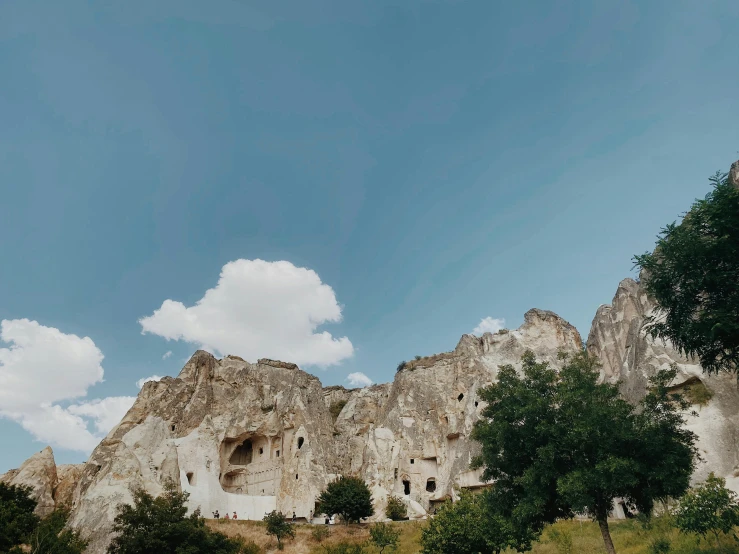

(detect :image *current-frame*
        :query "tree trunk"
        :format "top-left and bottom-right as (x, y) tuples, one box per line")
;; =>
(598, 517), (617, 554)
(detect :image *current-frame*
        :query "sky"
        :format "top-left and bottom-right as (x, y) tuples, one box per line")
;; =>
(1, 0), (738, 472)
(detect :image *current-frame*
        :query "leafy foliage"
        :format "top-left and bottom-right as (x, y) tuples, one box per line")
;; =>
(263, 510), (295, 550)
(675, 473), (739, 546)
(0, 482), (39, 553)
(634, 170), (739, 374)
(369, 522), (400, 554)
(384, 496), (407, 521)
(330, 400), (347, 421)
(316, 476), (374, 524)
(107, 482), (244, 554)
(396, 361), (406, 373)
(420, 491), (514, 554)
(471, 351), (697, 554)
(24, 508), (87, 554)
(647, 537), (671, 554)
(311, 525), (330, 543)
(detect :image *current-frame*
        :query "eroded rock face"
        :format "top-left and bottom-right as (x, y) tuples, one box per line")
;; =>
(587, 278), (739, 490)
(56, 308), (582, 553)
(0, 446), (83, 517)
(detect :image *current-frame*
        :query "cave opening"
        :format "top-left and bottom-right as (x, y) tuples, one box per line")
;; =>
(457, 393), (464, 401)
(229, 440), (253, 466)
(186, 472), (195, 486)
(297, 437), (304, 449)
(426, 478), (436, 493)
(403, 479), (411, 495)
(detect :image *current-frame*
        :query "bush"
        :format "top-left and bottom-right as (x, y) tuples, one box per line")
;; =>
(0, 482), (39, 552)
(25, 507), (87, 554)
(675, 473), (739, 547)
(107, 482), (242, 554)
(396, 361), (406, 373)
(384, 496), (407, 521)
(311, 526), (330, 543)
(317, 476), (374, 524)
(263, 510), (295, 550)
(330, 400), (347, 421)
(369, 522), (400, 554)
(546, 526), (573, 554)
(648, 537), (671, 554)
(683, 381), (713, 406)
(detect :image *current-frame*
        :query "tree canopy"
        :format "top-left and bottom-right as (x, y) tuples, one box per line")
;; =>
(634, 170), (739, 374)
(263, 510), (295, 550)
(0, 482), (39, 553)
(420, 491), (515, 554)
(471, 351), (697, 554)
(107, 482), (244, 554)
(675, 473), (739, 548)
(316, 476), (374, 524)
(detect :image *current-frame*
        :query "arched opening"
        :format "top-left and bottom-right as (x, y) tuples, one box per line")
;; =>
(403, 479), (411, 495)
(457, 393), (464, 401)
(296, 474), (299, 480)
(474, 401), (478, 407)
(276, 450), (280, 458)
(426, 478), (436, 493)
(229, 440), (253, 466)
(186, 472), (195, 486)
(171, 424), (176, 431)
(297, 437), (304, 450)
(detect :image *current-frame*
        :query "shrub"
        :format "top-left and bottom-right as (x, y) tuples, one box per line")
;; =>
(546, 526), (573, 554)
(369, 522), (400, 554)
(107, 481), (243, 554)
(396, 361), (406, 372)
(263, 510), (295, 550)
(683, 381), (713, 406)
(385, 496), (407, 521)
(311, 526), (330, 543)
(414, 355), (422, 361)
(317, 476), (374, 524)
(675, 473), (739, 548)
(330, 401), (347, 421)
(497, 329), (509, 335)
(0, 482), (39, 552)
(648, 537), (671, 554)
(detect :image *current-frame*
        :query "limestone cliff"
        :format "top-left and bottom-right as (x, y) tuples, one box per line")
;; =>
(587, 278), (739, 489)
(49, 307), (580, 553)
(0, 446), (84, 517)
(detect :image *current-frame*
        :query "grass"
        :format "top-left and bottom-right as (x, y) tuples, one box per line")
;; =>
(329, 400), (347, 421)
(207, 518), (739, 554)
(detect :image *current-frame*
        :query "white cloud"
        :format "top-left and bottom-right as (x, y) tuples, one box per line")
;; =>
(0, 319), (136, 453)
(346, 372), (373, 388)
(136, 375), (162, 389)
(139, 259), (354, 367)
(473, 317), (506, 335)
(162, 350), (172, 360)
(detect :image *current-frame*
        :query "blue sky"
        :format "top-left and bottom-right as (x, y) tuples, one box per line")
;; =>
(1, 0), (738, 471)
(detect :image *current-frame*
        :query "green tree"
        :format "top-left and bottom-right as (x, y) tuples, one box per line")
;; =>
(384, 496), (407, 521)
(634, 169), (739, 374)
(420, 491), (515, 554)
(263, 510), (295, 550)
(0, 482), (39, 552)
(22, 508), (87, 554)
(107, 482), (243, 554)
(316, 476), (374, 525)
(369, 522), (400, 554)
(675, 473), (739, 548)
(471, 351), (697, 554)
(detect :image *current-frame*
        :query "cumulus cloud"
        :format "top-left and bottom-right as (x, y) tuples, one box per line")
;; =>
(473, 317), (506, 335)
(346, 372), (373, 388)
(136, 375), (162, 389)
(0, 319), (136, 453)
(139, 259), (354, 367)
(162, 350), (172, 359)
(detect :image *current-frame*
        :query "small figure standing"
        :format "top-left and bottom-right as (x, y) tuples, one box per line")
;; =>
(214, 510), (220, 519)
(224, 512), (230, 520)
(233, 512), (238, 520)
(292, 511), (296, 522)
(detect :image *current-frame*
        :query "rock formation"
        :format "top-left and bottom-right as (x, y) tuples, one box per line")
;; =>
(5, 274), (739, 552)
(25, 308), (577, 553)
(0, 446), (84, 517)
(587, 277), (739, 489)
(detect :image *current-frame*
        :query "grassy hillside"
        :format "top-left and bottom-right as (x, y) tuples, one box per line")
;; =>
(207, 518), (739, 554)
